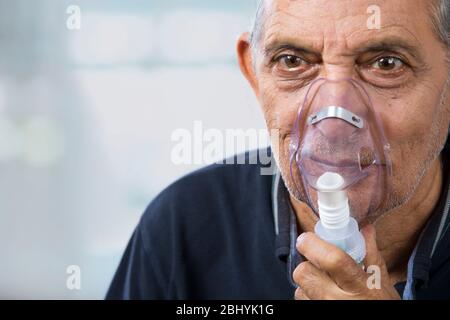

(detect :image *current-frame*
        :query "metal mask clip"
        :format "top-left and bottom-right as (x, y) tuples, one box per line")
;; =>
(307, 106), (364, 129)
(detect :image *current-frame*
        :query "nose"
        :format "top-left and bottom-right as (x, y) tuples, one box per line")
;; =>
(307, 79), (367, 142)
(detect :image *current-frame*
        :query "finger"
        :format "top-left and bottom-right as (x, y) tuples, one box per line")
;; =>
(361, 225), (402, 299)
(297, 232), (367, 292)
(294, 287), (310, 300)
(292, 261), (344, 300)
(361, 224), (389, 278)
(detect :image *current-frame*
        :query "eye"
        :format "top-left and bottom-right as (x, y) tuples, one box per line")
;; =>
(270, 53), (318, 86)
(371, 56), (405, 71)
(359, 54), (412, 88)
(278, 55), (305, 70)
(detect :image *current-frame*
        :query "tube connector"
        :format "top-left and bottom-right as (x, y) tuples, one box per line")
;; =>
(314, 172), (366, 264)
(316, 172), (350, 229)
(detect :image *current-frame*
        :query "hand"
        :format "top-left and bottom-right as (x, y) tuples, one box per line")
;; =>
(293, 224), (401, 300)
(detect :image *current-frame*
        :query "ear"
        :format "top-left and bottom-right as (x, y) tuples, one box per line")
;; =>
(237, 32), (260, 96)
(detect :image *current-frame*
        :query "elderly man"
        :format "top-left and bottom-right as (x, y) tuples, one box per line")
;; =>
(107, 0), (450, 300)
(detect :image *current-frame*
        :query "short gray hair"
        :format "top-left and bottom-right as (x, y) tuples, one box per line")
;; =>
(430, 0), (450, 61)
(249, 0), (268, 52)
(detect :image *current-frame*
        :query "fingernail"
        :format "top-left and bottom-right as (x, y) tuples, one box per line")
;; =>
(297, 233), (306, 246)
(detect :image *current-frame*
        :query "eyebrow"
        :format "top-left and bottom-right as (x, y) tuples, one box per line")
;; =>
(263, 37), (423, 61)
(264, 40), (317, 57)
(354, 38), (422, 60)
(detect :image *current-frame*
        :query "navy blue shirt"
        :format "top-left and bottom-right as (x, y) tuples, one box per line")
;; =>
(107, 147), (450, 299)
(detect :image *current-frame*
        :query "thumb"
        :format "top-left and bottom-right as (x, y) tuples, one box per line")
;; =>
(361, 224), (388, 276)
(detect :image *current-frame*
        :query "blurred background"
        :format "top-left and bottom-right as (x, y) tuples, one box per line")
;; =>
(0, 0), (267, 298)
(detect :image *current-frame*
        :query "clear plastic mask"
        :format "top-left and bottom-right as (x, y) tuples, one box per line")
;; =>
(289, 78), (393, 222)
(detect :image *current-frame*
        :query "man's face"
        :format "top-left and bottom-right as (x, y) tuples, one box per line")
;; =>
(240, 0), (450, 220)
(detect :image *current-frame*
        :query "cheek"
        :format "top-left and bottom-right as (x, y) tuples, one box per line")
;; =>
(377, 94), (440, 150)
(372, 87), (444, 195)
(259, 85), (305, 175)
(258, 83), (304, 135)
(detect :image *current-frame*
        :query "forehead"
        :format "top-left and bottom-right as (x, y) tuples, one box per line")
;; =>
(262, 0), (435, 50)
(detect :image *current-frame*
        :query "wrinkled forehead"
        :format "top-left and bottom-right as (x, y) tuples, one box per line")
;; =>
(260, 0), (435, 50)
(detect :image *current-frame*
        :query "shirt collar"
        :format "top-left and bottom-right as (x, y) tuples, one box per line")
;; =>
(402, 150), (450, 299)
(272, 170), (292, 262)
(271, 168), (302, 288)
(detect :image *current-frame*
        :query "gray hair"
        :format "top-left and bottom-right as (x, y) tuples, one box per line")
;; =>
(430, 0), (450, 69)
(431, 0), (450, 47)
(250, 0), (450, 57)
(249, 0), (268, 52)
